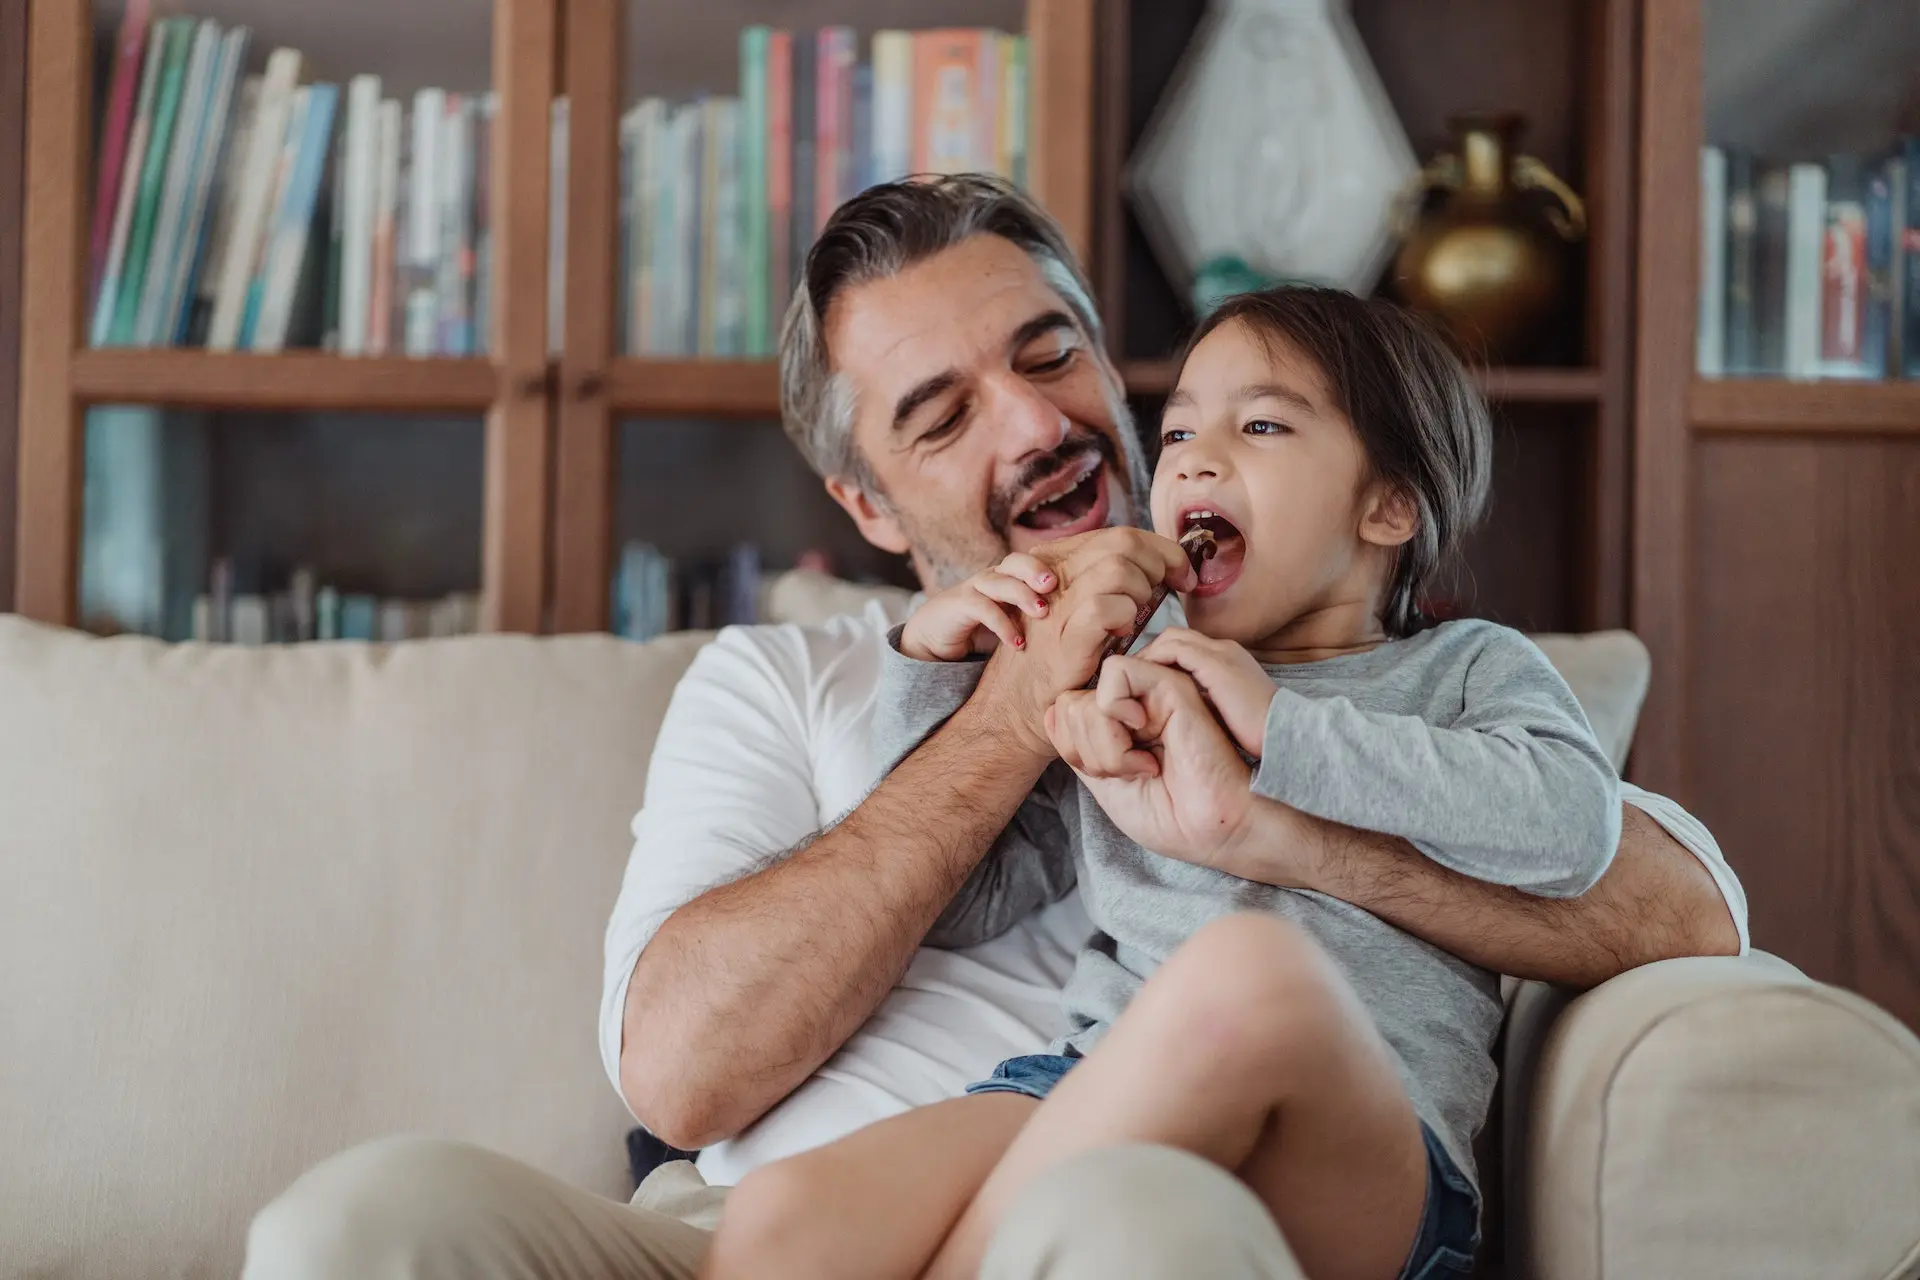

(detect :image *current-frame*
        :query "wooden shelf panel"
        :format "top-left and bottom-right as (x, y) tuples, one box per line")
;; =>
(70, 350), (499, 413)
(607, 358), (783, 418)
(1121, 360), (1605, 405)
(1691, 378), (1920, 436)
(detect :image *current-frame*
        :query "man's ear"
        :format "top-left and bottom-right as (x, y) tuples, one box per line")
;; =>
(1358, 482), (1419, 550)
(825, 475), (912, 555)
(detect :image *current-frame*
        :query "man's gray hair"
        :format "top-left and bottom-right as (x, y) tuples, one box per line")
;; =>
(778, 175), (1106, 487)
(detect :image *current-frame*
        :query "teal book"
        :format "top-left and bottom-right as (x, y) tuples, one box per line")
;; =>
(740, 26), (770, 356)
(108, 18), (195, 345)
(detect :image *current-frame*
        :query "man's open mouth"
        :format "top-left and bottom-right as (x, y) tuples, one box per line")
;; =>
(1013, 452), (1106, 531)
(1179, 508), (1246, 594)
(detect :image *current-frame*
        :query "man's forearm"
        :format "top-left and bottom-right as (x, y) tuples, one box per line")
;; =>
(620, 698), (1047, 1149)
(1230, 800), (1740, 988)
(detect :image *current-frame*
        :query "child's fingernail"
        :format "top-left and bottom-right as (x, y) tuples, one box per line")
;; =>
(1014, 636), (1025, 647)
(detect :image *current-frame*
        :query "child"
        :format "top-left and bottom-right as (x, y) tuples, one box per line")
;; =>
(705, 288), (1621, 1280)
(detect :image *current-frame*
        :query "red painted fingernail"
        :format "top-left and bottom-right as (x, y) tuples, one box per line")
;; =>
(1014, 636), (1025, 647)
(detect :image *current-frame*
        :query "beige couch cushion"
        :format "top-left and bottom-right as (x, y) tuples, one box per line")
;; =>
(0, 618), (710, 1279)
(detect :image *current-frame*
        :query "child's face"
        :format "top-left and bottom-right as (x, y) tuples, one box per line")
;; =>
(1151, 319), (1409, 648)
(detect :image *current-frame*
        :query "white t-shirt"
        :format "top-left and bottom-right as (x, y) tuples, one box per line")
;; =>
(600, 603), (1750, 1187)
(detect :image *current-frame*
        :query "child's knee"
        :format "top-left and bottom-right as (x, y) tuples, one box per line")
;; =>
(1154, 913), (1354, 1050)
(706, 1158), (823, 1278)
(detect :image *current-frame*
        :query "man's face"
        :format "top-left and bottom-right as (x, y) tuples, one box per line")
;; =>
(819, 234), (1144, 589)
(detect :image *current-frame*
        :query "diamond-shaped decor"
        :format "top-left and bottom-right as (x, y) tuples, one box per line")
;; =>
(1128, 0), (1417, 301)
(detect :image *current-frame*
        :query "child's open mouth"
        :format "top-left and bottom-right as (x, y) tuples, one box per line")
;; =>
(1179, 509), (1246, 596)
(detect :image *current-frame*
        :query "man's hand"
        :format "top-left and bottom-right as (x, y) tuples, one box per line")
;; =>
(900, 553), (1056, 661)
(1136, 628), (1277, 757)
(1046, 655), (1256, 868)
(970, 529), (1199, 763)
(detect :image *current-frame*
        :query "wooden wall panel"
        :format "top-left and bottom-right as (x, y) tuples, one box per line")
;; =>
(0, 0), (25, 613)
(1690, 437), (1920, 1029)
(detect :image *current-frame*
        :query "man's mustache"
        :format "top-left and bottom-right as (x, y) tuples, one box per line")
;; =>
(987, 434), (1121, 533)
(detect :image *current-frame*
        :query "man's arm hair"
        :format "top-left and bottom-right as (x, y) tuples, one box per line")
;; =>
(619, 695), (1046, 1149)
(1243, 801), (1740, 988)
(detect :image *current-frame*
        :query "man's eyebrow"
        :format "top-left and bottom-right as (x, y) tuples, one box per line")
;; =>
(1006, 309), (1079, 353)
(891, 370), (962, 433)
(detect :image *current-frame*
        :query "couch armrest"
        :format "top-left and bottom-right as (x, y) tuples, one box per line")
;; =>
(1502, 954), (1920, 1280)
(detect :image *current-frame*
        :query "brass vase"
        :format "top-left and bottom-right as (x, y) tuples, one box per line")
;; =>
(1391, 114), (1586, 363)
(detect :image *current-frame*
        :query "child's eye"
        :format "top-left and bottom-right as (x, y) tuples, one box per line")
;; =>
(1160, 427), (1194, 446)
(1244, 419), (1291, 436)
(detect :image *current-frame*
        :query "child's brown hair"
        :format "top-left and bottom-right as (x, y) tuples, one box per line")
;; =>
(1181, 287), (1492, 636)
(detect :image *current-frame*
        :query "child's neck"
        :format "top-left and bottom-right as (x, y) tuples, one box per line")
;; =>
(1245, 597), (1389, 665)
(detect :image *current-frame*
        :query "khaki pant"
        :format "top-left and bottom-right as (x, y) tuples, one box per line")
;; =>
(244, 1134), (1305, 1279)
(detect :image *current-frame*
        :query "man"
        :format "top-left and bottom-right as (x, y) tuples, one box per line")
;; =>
(247, 177), (1746, 1279)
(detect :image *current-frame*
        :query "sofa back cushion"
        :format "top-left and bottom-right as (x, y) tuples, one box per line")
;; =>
(0, 618), (709, 1279)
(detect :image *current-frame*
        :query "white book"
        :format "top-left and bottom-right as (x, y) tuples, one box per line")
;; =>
(191, 73), (259, 335)
(132, 19), (221, 346)
(872, 32), (913, 186)
(1697, 146), (1727, 377)
(435, 95), (474, 355)
(154, 25), (250, 347)
(90, 28), (169, 347)
(339, 74), (382, 355)
(632, 99), (665, 355)
(369, 98), (403, 354)
(246, 85), (310, 351)
(1785, 162), (1827, 381)
(547, 97), (569, 358)
(207, 46), (304, 351)
(404, 87), (446, 356)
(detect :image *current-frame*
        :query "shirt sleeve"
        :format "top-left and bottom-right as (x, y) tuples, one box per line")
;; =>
(1619, 781), (1752, 954)
(599, 625), (830, 1103)
(1252, 629), (1622, 897)
(876, 627), (1079, 950)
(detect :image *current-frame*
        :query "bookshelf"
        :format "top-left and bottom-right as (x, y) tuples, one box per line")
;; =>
(1634, 0), (1920, 1031)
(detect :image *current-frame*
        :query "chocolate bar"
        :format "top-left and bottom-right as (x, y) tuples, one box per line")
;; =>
(1083, 526), (1217, 687)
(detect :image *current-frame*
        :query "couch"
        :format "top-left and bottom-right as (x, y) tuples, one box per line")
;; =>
(4, 578), (1918, 1279)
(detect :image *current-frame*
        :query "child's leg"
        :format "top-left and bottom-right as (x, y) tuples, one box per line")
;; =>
(703, 1092), (1036, 1280)
(927, 914), (1429, 1280)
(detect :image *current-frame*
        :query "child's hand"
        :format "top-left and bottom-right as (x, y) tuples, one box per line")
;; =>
(1135, 628), (1275, 758)
(900, 554), (1057, 661)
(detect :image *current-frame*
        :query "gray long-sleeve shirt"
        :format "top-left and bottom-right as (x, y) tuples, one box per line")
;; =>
(873, 618), (1622, 1191)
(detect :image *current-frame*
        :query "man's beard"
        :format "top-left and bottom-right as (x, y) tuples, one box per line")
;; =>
(895, 422), (1147, 590)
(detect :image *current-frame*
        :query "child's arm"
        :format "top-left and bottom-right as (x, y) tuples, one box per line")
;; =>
(873, 626), (1078, 950)
(1250, 629), (1621, 897)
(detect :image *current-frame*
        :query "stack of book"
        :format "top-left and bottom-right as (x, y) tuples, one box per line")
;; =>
(189, 560), (481, 643)
(613, 541), (764, 640)
(87, 0), (494, 356)
(613, 26), (1029, 358)
(1697, 144), (1919, 379)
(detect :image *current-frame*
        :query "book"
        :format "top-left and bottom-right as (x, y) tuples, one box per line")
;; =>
(110, 18), (198, 346)
(1904, 139), (1920, 378)
(239, 85), (310, 349)
(792, 34), (816, 288)
(254, 83), (339, 351)
(739, 28), (771, 356)
(1004, 35), (1029, 189)
(1785, 162), (1827, 380)
(1821, 154), (1871, 378)
(340, 594), (378, 641)
(320, 117), (346, 349)
(90, 23), (169, 347)
(207, 47), (306, 351)
(675, 101), (704, 354)
(767, 31), (794, 306)
(914, 30), (985, 174)
(368, 98), (402, 354)
(630, 99), (665, 355)
(1722, 150), (1757, 374)
(1698, 146), (1727, 377)
(1753, 165), (1791, 375)
(91, 0), (154, 305)
(850, 63), (873, 198)
(338, 74), (382, 355)
(699, 97), (730, 355)
(472, 94), (493, 355)
(436, 94), (475, 356)
(404, 87), (446, 356)
(973, 32), (1001, 180)
(1886, 152), (1908, 377)
(184, 73), (260, 346)
(815, 27), (855, 229)
(130, 19), (220, 347)
(155, 24), (250, 348)
(871, 31), (913, 185)
(713, 98), (744, 356)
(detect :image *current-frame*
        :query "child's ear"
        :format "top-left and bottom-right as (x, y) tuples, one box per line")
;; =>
(825, 475), (912, 555)
(1358, 482), (1419, 549)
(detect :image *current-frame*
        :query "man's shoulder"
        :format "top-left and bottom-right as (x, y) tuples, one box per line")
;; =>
(680, 602), (897, 720)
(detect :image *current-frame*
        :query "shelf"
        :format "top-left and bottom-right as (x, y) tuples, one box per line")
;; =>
(1121, 360), (1604, 405)
(71, 350), (498, 413)
(1691, 378), (1920, 436)
(607, 358), (782, 418)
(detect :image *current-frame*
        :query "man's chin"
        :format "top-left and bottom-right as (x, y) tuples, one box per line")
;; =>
(1005, 465), (1120, 554)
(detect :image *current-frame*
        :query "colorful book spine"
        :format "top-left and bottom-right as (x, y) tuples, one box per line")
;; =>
(1697, 146), (1726, 377)
(474, 94), (496, 354)
(677, 102), (704, 354)
(252, 81), (338, 352)
(184, 73), (260, 346)
(404, 87), (445, 356)
(109, 18), (198, 346)
(436, 94), (475, 356)
(1004, 35), (1028, 187)
(321, 115), (347, 349)
(240, 85), (311, 350)
(1722, 150), (1756, 374)
(871, 31), (913, 185)
(338, 74), (382, 355)
(368, 98), (402, 354)
(130, 19), (220, 346)
(700, 97), (724, 356)
(632, 98), (665, 355)
(714, 98), (744, 356)
(791, 34), (816, 287)
(157, 24), (250, 348)
(850, 63), (873, 197)
(767, 31), (794, 308)
(914, 30), (985, 175)
(740, 27), (771, 356)
(91, 0), (154, 303)
(207, 46), (305, 350)
(90, 23), (169, 347)
(1863, 156), (1897, 379)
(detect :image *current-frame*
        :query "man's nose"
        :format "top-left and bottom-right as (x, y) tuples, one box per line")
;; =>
(988, 372), (1071, 460)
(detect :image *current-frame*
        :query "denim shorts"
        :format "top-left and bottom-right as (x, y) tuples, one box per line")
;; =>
(965, 1054), (1480, 1279)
